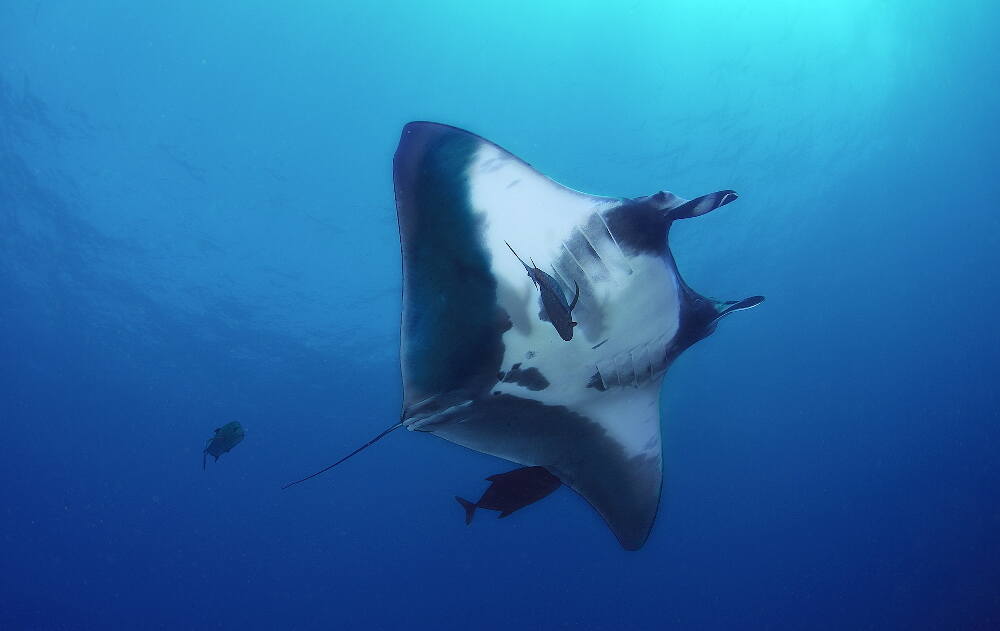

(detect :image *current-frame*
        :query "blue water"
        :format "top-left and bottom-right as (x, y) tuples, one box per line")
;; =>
(2, 2), (998, 629)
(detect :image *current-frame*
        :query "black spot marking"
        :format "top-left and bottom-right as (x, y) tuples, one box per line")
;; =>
(502, 365), (550, 391)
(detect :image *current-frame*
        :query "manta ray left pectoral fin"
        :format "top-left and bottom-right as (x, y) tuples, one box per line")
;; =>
(569, 281), (580, 311)
(395, 122), (600, 406)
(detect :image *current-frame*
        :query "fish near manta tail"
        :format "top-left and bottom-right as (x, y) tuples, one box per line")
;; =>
(282, 422), (403, 489)
(394, 122), (763, 550)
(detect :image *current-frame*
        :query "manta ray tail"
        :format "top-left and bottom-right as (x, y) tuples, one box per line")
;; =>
(282, 422), (403, 489)
(455, 496), (477, 525)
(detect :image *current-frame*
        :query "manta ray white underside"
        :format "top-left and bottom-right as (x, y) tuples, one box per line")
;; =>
(393, 122), (762, 550)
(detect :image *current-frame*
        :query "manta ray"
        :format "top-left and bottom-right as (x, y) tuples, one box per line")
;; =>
(286, 122), (763, 550)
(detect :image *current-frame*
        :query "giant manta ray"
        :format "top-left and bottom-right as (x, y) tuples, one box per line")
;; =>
(392, 122), (763, 550)
(285, 122), (762, 549)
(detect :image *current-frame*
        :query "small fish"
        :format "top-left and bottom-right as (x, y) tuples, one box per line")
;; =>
(505, 241), (580, 341)
(203, 421), (245, 469)
(455, 466), (561, 524)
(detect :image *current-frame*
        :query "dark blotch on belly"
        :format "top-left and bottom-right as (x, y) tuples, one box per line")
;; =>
(502, 365), (550, 391)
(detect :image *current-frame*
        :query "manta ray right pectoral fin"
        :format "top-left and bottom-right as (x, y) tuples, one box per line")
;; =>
(429, 394), (663, 550)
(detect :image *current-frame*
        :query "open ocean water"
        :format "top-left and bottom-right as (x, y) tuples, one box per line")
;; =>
(1, 1), (998, 629)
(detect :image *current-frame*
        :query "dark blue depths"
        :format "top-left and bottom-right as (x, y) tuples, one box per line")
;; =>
(1, 2), (998, 629)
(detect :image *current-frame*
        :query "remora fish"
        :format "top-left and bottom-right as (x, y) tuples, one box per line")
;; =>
(505, 241), (580, 341)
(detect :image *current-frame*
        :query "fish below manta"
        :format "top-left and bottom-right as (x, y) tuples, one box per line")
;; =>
(456, 466), (562, 524)
(283, 122), (764, 550)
